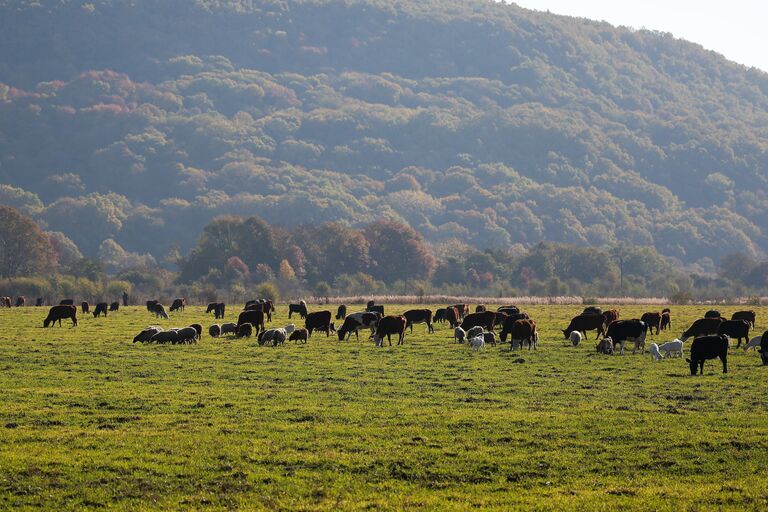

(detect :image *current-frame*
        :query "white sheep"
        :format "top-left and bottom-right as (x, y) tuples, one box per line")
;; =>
(744, 335), (763, 352)
(658, 339), (684, 358)
(466, 326), (484, 339)
(454, 327), (466, 344)
(649, 343), (662, 361)
(569, 330), (582, 347)
(468, 335), (485, 351)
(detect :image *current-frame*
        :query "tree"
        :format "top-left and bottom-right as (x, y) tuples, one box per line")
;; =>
(0, 205), (54, 278)
(363, 220), (435, 283)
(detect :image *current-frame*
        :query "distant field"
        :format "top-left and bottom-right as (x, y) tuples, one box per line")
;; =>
(0, 304), (767, 510)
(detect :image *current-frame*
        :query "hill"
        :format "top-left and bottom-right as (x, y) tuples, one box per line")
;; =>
(1, 0), (767, 268)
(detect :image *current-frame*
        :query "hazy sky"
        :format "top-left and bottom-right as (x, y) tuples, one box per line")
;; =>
(510, 1), (768, 72)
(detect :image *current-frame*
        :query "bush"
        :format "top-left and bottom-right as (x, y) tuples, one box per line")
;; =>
(255, 282), (280, 302)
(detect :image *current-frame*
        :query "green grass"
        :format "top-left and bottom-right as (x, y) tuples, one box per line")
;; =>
(1, 304), (767, 511)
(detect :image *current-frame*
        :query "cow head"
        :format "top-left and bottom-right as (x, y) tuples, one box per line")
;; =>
(686, 358), (699, 375)
(562, 329), (570, 339)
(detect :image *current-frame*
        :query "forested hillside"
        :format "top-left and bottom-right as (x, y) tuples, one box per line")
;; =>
(1, 0), (768, 271)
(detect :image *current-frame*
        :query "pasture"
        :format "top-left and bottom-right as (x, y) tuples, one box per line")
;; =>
(0, 304), (767, 510)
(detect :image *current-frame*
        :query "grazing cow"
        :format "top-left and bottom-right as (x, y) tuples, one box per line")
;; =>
(434, 308), (447, 324)
(718, 319), (750, 348)
(483, 331), (497, 347)
(289, 328), (309, 344)
(680, 318), (723, 341)
(236, 323), (253, 338)
(583, 306), (602, 315)
(499, 314), (532, 343)
(35, 298), (43, 306)
(148, 302), (169, 320)
(640, 312), (662, 335)
(150, 330), (180, 344)
(454, 327), (466, 344)
(658, 339), (684, 358)
(236, 310), (266, 335)
(450, 304), (469, 321)
(43, 305), (77, 327)
(221, 323), (238, 335)
(509, 319), (537, 350)
(134, 327), (162, 343)
(15, 296), (25, 307)
(336, 304), (347, 320)
(687, 335), (729, 375)
(189, 323), (202, 339)
(605, 320), (648, 355)
(649, 343), (662, 361)
(562, 314), (606, 341)
(373, 315), (407, 347)
(288, 301), (308, 319)
(248, 299), (275, 322)
(169, 298), (186, 312)
(493, 311), (509, 328)
(209, 324), (221, 338)
(596, 337), (614, 354)
(109, 302), (119, 311)
(660, 312), (671, 331)
(60, 299), (74, 306)
(305, 311), (333, 337)
(475, 304), (487, 313)
(468, 336), (485, 351)
(93, 302), (108, 318)
(446, 307), (460, 328)
(569, 331), (582, 347)
(259, 328), (288, 347)
(81, 301), (90, 315)
(404, 309), (434, 334)
(602, 309), (620, 327)
(704, 310), (721, 319)
(337, 312), (380, 341)
(206, 302), (226, 319)
(366, 304), (385, 316)
(146, 300), (158, 312)
(759, 331), (768, 365)
(731, 310), (756, 328)
(460, 311), (496, 333)
(498, 306), (521, 316)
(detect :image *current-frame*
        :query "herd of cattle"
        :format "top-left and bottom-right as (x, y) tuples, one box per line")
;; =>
(5, 294), (765, 375)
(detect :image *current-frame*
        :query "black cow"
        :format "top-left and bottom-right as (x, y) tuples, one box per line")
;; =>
(206, 302), (226, 319)
(81, 301), (90, 315)
(60, 299), (74, 305)
(366, 304), (385, 316)
(731, 310), (756, 328)
(759, 331), (768, 366)
(15, 296), (25, 307)
(93, 302), (108, 318)
(460, 311), (496, 332)
(681, 318), (724, 341)
(718, 319), (750, 348)
(147, 301), (169, 320)
(434, 308), (447, 324)
(704, 310), (721, 319)
(170, 298), (186, 312)
(337, 312), (380, 341)
(236, 310), (266, 335)
(373, 315), (407, 347)
(562, 314), (606, 340)
(109, 302), (119, 311)
(336, 304), (347, 320)
(687, 335), (729, 375)
(605, 319), (647, 355)
(640, 312), (662, 335)
(403, 309), (434, 334)
(660, 311), (671, 331)
(498, 306), (520, 315)
(35, 298), (43, 307)
(306, 311), (333, 337)
(288, 301), (308, 319)
(43, 305), (77, 327)
(583, 306), (602, 315)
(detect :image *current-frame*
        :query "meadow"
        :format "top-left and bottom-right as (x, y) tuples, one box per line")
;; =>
(0, 303), (767, 511)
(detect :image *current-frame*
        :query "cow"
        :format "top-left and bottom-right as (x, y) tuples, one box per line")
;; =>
(249, 299), (275, 322)
(660, 311), (671, 331)
(499, 314), (532, 343)
(2, 296), (11, 307)
(450, 304), (469, 320)
(337, 312), (380, 341)
(731, 310), (756, 328)
(475, 304), (487, 313)
(497, 306), (520, 316)
(289, 328), (309, 344)
(718, 319), (750, 348)
(404, 309), (434, 334)
(562, 314), (606, 341)
(60, 299), (75, 305)
(15, 296), (25, 307)
(460, 311), (496, 333)
(605, 319), (648, 355)
(640, 312), (662, 335)
(146, 300), (158, 312)
(493, 311), (509, 328)
(288, 301), (308, 319)
(93, 302), (108, 318)
(366, 300), (376, 310)
(366, 304), (385, 316)
(583, 306), (602, 315)
(445, 306), (460, 328)
(373, 315), (407, 347)
(236, 310), (265, 335)
(147, 302), (169, 320)
(305, 311), (333, 337)
(687, 335), (729, 375)
(109, 302), (119, 311)
(760, 331), (768, 366)
(681, 318), (723, 341)
(134, 327), (162, 343)
(81, 301), (90, 315)
(43, 305), (77, 327)
(602, 309), (620, 327)
(206, 302), (226, 319)
(434, 308), (447, 324)
(704, 310), (721, 319)
(508, 319), (537, 350)
(336, 304), (347, 320)
(169, 298), (186, 312)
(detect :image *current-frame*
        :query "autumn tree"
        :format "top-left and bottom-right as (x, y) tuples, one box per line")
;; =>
(0, 205), (54, 278)
(363, 220), (435, 283)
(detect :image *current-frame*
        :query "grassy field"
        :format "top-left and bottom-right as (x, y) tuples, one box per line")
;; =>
(1, 303), (767, 511)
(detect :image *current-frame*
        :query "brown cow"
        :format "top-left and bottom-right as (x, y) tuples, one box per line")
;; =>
(43, 305), (77, 327)
(373, 315), (407, 346)
(450, 304), (469, 321)
(509, 319), (538, 350)
(731, 310), (756, 328)
(289, 328), (309, 344)
(563, 314), (606, 340)
(660, 311), (671, 331)
(640, 312), (662, 335)
(169, 298), (186, 312)
(681, 317), (724, 341)
(403, 309), (434, 334)
(445, 306), (460, 328)
(602, 309), (620, 327)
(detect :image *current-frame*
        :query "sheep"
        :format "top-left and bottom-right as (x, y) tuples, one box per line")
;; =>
(236, 323), (253, 338)
(468, 335), (485, 351)
(658, 339), (684, 358)
(150, 329), (179, 344)
(209, 324), (221, 338)
(466, 326), (484, 339)
(569, 330), (582, 347)
(744, 335), (763, 352)
(649, 343), (662, 361)
(189, 323), (203, 340)
(596, 337), (614, 355)
(454, 326), (466, 344)
(221, 322), (238, 335)
(259, 328), (288, 346)
(134, 327), (162, 343)
(176, 326), (199, 344)
(284, 324), (296, 335)
(482, 331), (497, 347)
(289, 328), (308, 344)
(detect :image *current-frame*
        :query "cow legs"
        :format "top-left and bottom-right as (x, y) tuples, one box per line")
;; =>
(428, 323), (434, 334)
(721, 355), (728, 373)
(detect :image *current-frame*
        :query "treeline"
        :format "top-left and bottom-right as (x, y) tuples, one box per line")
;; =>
(0, 0), (766, 271)
(2, 204), (766, 302)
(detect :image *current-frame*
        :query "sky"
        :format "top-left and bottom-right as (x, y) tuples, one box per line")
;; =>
(510, 1), (768, 72)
